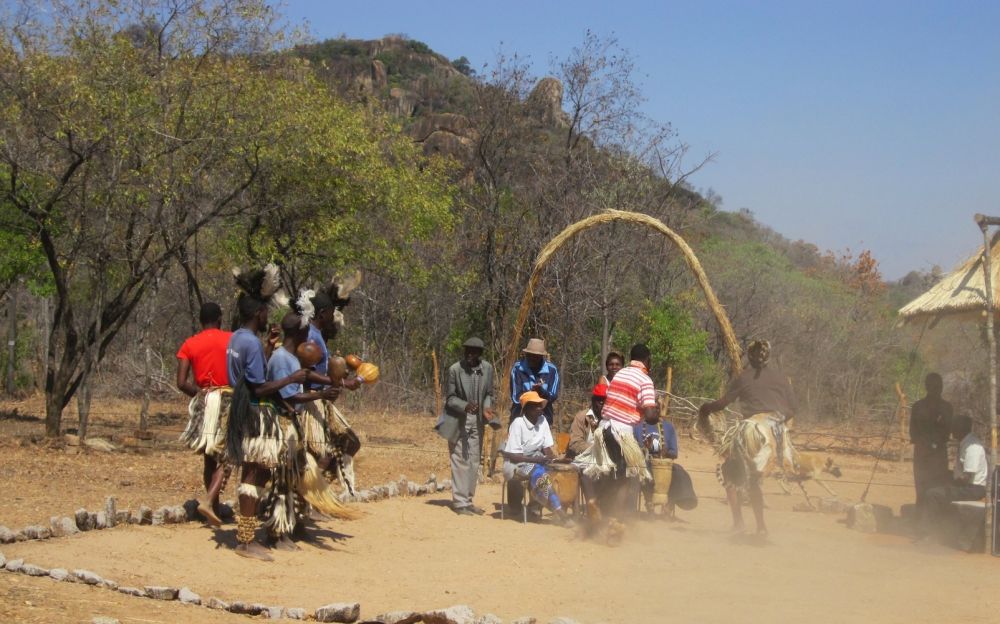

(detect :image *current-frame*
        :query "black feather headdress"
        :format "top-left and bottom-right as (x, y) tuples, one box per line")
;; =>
(310, 270), (362, 335)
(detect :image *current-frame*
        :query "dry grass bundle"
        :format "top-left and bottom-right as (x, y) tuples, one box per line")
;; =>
(499, 209), (741, 398)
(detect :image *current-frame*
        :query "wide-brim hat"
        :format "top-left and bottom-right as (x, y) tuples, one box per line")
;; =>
(519, 390), (548, 409)
(463, 337), (485, 349)
(522, 338), (548, 356)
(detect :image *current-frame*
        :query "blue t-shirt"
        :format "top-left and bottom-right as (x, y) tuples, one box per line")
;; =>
(509, 359), (560, 422)
(307, 324), (329, 389)
(267, 346), (302, 400)
(634, 420), (679, 458)
(227, 328), (266, 386)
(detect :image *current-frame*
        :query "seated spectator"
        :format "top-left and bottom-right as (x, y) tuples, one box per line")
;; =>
(502, 392), (573, 526)
(599, 351), (625, 386)
(916, 414), (988, 540)
(567, 384), (606, 459)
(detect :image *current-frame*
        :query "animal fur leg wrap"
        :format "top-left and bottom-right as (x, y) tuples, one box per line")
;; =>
(238, 483), (264, 498)
(236, 515), (257, 545)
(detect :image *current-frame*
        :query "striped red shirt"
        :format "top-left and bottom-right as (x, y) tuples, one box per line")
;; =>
(602, 361), (656, 425)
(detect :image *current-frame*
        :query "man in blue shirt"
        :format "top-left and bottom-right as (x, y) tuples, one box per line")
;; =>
(509, 338), (560, 425)
(226, 292), (308, 562)
(263, 311), (343, 550)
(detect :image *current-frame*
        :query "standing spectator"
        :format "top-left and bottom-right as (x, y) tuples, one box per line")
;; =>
(444, 337), (498, 515)
(910, 373), (953, 511)
(510, 338), (560, 425)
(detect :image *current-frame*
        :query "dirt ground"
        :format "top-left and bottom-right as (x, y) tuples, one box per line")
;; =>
(1, 396), (998, 623)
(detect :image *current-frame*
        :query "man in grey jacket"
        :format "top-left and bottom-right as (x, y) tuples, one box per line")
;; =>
(445, 337), (499, 515)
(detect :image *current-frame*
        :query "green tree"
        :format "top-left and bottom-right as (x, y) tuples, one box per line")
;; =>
(0, 0), (323, 436)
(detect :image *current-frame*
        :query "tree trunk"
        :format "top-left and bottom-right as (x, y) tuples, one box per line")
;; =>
(5, 287), (16, 395)
(77, 366), (92, 440)
(140, 344), (151, 432)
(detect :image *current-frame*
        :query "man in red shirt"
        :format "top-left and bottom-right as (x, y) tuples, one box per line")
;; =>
(177, 302), (233, 526)
(590, 344), (659, 540)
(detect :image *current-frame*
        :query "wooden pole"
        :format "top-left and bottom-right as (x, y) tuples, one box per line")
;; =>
(894, 382), (908, 464)
(974, 213), (997, 554)
(431, 349), (442, 418)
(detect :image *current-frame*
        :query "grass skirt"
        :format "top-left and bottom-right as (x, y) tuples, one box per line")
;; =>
(180, 387), (232, 458)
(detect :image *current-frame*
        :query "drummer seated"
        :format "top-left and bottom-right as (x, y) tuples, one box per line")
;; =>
(501, 392), (574, 527)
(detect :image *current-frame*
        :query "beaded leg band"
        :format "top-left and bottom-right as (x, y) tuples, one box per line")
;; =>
(236, 515), (258, 545)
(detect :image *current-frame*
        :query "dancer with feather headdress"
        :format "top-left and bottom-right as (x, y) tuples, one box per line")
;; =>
(299, 272), (365, 494)
(260, 287), (363, 549)
(225, 263), (308, 561)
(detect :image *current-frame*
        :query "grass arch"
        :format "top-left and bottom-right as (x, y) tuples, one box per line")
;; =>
(500, 209), (743, 395)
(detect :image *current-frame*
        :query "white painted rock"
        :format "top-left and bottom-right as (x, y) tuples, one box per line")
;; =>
(263, 606), (285, 619)
(100, 579), (119, 591)
(205, 597), (229, 610)
(424, 605), (477, 624)
(118, 586), (148, 598)
(178, 587), (201, 605)
(151, 508), (167, 525)
(549, 619), (580, 624)
(75, 509), (95, 531)
(374, 612), (421, 624)
(476, 615), (503, 624)
(95, 512), (108, 529)
(315, 602), (361, 623)
(49, 568), (69, 581)
(0, 526), (14, 543)
(73, 569), (103, 585)
(5, 558), (24, 572)
(511, 618), (538, 624)
(285, 607), (307, 620)
(84, 437), (116, 452)
(145, 586), (179, 600)
(20, 563), (48, 576)
(105, 497), (118, 527)
(91, 617), (120, 624)
(21, 525), (51, 540)
(51, 516), (79, 537)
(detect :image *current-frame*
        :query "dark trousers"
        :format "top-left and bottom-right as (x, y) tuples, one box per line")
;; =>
(919, 482), (986, 535)
(913, 446), (949, 508)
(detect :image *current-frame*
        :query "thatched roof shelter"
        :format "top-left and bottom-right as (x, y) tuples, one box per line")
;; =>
(898, 233), (1000, 324)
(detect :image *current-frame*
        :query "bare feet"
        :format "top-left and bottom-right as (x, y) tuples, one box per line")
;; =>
(197, 498), (222, 527)
(234, 542), (273, 561)
(271, 535), (300, 551)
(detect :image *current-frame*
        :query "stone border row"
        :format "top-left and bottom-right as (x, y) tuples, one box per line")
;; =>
(0, 474), (453, 545)
(0, 551), (582, 624)
(0, 475), (590, 623)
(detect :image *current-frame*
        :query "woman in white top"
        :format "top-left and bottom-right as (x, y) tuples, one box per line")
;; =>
(501, 391), (572, 526)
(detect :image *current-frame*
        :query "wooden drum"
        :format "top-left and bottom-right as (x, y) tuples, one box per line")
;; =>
(548, 463), (580, 506)
(650, 457), (674, 505)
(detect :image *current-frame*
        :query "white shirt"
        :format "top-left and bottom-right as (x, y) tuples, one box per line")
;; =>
(955, 432), (988, 487)
(504, 415), (554, 457)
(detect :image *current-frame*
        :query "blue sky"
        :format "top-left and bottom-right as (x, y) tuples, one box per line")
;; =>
(281, 0), (1000, 279)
